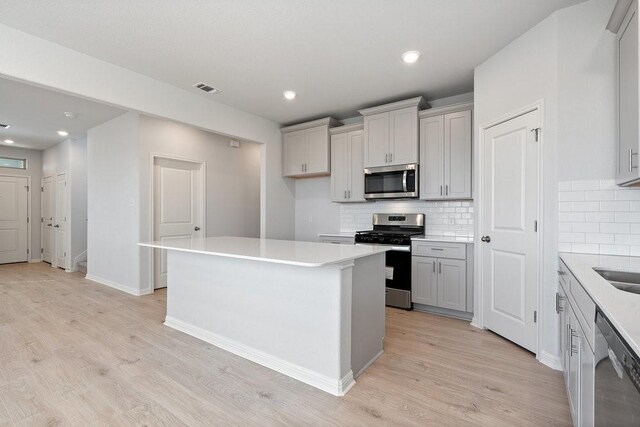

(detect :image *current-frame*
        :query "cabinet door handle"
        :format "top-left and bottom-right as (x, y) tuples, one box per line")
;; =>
(344, 190), (347, 199)
(432, 261), (436, 273)
(570, 328), (579, 355)
(631, 149), (638, 171)
(348, 190), (351, 199)
(555, 292), (565, 313)
(438, 262), (442, 274)
(445, 185), (449, 196)
(385, 153), (388, 163)
(440, 185), (443, 196)
(389, 153), (393, 163)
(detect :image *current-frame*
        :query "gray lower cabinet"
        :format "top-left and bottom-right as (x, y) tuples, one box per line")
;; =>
(558, 257), (595, 427)
(412, 241), (473, 316)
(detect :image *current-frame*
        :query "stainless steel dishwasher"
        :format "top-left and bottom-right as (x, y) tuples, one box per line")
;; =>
(594, 308), (640, 425)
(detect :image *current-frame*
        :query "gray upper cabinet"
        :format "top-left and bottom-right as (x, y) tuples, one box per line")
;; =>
(420, 103), (473, 200)
(359, 97), (429, 168)
(610, 0), (640, 185)
(330, 124), (365, 203)
(281, 117), (341, 178)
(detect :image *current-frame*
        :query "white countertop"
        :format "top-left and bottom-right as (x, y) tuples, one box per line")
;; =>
(559, 252), (640, 356)
(412, 235), (474, 244)
(139, 236), (389, 268)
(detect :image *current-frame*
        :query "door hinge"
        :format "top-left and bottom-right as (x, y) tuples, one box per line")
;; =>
(41, 187), (44, 192)
(41, 217), (43, 223)
(25, 185), (29, 192)
(27, 249), (29, 254)
(534, 311), (538, 323)
(531, 127), (541, 142)
(534, 220), (538, 232)
(27, 217), (29, 223)
(41, 248), (43, 254)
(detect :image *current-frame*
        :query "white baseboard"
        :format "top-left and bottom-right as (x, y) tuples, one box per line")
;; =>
(28, 258), (42, 263)
(470, 317), (484, 329)
(539, 350), (563, 371)
(164, 315), (356, 396)
(85, 274), (145, 296)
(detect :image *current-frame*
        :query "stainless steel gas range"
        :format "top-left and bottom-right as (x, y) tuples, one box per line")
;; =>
(354, 213), (424, 309)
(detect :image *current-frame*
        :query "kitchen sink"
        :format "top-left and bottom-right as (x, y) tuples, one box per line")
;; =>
(594, 268), (640, 295)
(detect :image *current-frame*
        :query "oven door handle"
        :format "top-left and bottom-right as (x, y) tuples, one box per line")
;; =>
(402, 170), (408, 192)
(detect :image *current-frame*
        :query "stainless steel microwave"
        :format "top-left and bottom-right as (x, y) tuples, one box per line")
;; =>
(364, 164), (418, 200)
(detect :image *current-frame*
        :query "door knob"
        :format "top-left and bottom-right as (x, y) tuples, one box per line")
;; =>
(194, 226), (200, 231)
(47, 224), (52, 227)
(481, 235), (491, 243)
(54, 224), (60, 228)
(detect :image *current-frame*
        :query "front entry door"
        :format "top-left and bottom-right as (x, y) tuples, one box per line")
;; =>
(153, 157), (203, 289)
(42, 176), (54, 264)
(481, 109), (540, 353)
(0, 176), (29, 264)
(55, 173), (67, 269)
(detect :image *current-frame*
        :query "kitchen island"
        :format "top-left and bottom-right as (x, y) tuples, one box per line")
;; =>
(139, 236), (388, 396)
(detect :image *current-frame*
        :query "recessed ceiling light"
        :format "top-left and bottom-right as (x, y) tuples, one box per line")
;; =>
(57, 130), (69, 137)
(283, 91), (296, 100)
(402, 50), (421, 64)
(64, 111), (78, 119)
(4, 139), (14, 144)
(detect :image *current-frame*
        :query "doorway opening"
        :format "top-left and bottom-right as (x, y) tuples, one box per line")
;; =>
(151, 155), (205, 290)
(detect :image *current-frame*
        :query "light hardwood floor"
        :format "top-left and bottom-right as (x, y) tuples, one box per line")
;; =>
(0, 262), (571, 426)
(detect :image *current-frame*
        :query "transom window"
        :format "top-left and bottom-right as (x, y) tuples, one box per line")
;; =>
(0, 157), (26, 169)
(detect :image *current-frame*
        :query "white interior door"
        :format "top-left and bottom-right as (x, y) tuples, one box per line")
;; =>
(41, 176), (54, 264)
(55, 173), (68, 269)
(154, 157), (204, 289)
(481, 109), (539, 353)
(0, 176), (28, 264)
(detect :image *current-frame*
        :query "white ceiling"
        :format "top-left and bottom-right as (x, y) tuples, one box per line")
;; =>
(0, 0), (583, 125)
(0, 77), (126, 150)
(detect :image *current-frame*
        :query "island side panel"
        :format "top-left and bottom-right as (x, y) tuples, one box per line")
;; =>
(351, 252), (386, 377)
(165, 250), (354, 395)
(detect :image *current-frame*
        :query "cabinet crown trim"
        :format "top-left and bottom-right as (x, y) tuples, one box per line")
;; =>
(358, 96), (430, 116)
(607, 0), (633, 33)
(329, 123), (364, 135)
(419, 102), (474, 119)
(281, 117), (341, 133)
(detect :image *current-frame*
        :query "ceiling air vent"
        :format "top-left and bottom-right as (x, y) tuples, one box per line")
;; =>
(0, 124), (10, 129)
(193, 82), (222, 94)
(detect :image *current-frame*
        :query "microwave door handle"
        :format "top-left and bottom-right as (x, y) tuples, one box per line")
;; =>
(402, 170), (408, 192)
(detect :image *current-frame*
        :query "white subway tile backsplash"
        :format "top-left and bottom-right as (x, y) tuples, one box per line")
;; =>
(560, 212), (586, 222)
(340, 199), (474, 237)
(572, 201), (600, 212)
(585, 233), (614, 244)
(600, 223), (630, 234)
(560, 179), (640, 256)
(585, 212), (614, 222)
(585, 190), (615, 201)
(572, 223), (599, 233)
(570, 243), (600, 254)
(615, 212), (640, 223)
(558, 191), (585, 202)
(600, 245), (630, 256)
(615, 190), (640, 201)
(600, 201), (630, 211)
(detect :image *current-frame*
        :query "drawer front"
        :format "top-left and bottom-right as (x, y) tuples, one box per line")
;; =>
(412, 242), (466, 260)
(319, 236), (354, 245)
